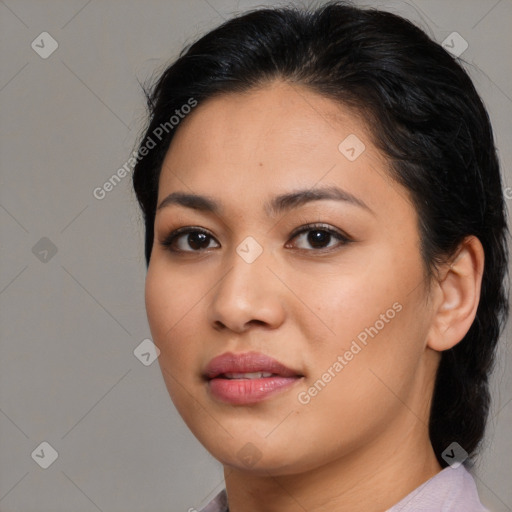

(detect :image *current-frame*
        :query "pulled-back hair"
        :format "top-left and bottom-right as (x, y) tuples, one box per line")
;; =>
(132, 1), (509, 467)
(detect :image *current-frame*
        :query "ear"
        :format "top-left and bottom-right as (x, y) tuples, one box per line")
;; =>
(426, 236), (485, 352)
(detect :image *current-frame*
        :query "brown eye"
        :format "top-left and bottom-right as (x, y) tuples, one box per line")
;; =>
(160, 228), (220, 253)
(288, 224), (350, 251)
(306, 230), (332, 248)
(186, 232), (210, 250)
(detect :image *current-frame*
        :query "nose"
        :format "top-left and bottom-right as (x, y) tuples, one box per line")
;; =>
(207, 247), (286, 333)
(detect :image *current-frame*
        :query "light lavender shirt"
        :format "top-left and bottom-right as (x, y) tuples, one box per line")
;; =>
(199, 465), (488, 512)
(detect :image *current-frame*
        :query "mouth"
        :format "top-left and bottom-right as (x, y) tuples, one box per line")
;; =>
(220, 371), (278, 379)
(203, 352), (304, 405)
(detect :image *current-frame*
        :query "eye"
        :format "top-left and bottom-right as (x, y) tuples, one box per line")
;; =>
(286, 223), (350, 251)
(160, 223), (350, 254)
(160, 227), (220, 253)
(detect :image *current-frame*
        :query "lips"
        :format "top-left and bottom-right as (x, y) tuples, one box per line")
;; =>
(204, 352), (301, 379)
(204, 352), (303, 405)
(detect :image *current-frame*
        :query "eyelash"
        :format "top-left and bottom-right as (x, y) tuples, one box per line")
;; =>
(159, 223), (351, 254)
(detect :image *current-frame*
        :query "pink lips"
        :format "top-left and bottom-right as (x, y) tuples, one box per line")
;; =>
(204, 352), (303, 405)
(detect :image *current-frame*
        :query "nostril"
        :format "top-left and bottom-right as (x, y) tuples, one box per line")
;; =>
(248, 319), (267, 327)
(213, 320), (227, 331)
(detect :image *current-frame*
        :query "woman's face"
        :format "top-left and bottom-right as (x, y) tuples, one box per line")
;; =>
(145, 81), (440, 474)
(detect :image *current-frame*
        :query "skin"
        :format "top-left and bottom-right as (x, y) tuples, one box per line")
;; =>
(145, 81), (484, 512)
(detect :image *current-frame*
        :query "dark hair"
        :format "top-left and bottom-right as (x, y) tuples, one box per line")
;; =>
(132, 1), (509, 467)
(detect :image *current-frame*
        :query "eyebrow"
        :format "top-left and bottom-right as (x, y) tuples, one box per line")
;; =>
(156, 186), (373, 216)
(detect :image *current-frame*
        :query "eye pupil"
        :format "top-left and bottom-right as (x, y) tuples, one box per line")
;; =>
(308, 230), (330, 248)
(188, 232), (209, 250)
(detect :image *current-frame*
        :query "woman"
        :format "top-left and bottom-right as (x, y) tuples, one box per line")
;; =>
(132, 2), (508, 510)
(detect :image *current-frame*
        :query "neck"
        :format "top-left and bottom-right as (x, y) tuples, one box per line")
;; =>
(223, 419), (441, 512)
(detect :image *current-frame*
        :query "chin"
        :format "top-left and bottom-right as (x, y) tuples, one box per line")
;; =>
(194, 430), (319, 476)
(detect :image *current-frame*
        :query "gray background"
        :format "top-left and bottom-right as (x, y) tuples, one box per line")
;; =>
(0, 0), (511, 510)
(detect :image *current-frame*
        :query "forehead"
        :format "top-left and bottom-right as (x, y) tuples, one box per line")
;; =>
(157, 81), (403, 212)
(164, 81), (370, 161)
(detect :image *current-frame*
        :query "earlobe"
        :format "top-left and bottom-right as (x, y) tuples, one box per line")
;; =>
(426, 236), (485, 352)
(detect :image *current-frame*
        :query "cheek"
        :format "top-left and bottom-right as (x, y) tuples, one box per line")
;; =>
(298, 269), (399, 348)
(294, 302), (428, 450)
(145, 262), (195, 360)
(145, 265), (203, 410)
(144, 263), (170, 342)
(299, 251), (428, 388)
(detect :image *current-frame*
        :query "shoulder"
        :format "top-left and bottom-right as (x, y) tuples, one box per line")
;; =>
(198, 489), (229, 512)
(198, 466), (488, 512)
(387, 464), (488, 512)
